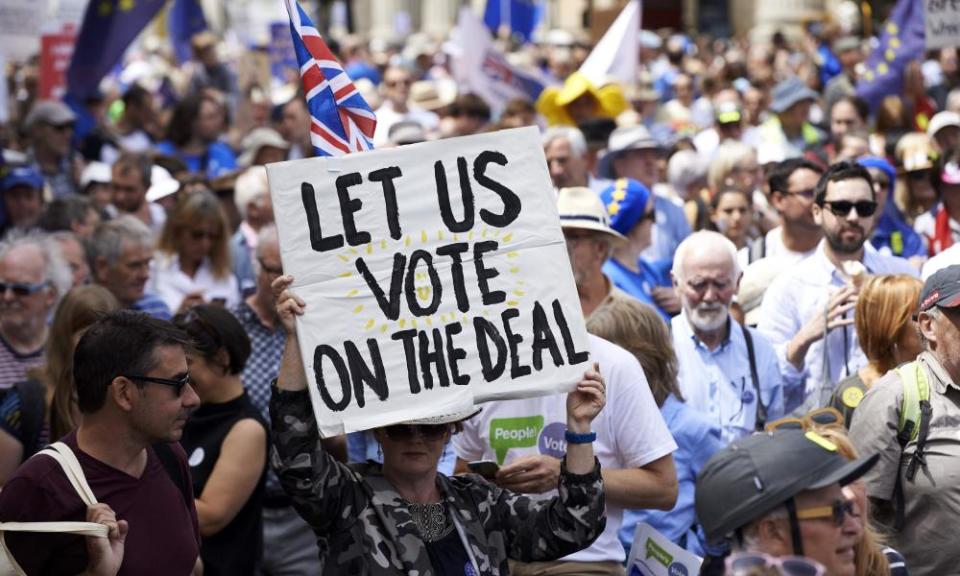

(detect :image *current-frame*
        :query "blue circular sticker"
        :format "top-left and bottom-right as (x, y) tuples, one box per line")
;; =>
(465, 562), (477, 576)
(668, 562), (689, 576)
(742, 388), (755, 404)
(538, 422), (567, 458)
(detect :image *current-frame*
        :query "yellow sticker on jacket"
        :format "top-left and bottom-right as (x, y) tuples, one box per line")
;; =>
(842, 387), (864, 409)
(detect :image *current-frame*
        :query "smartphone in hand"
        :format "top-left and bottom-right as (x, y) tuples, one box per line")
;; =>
(467, 460), (500, 480)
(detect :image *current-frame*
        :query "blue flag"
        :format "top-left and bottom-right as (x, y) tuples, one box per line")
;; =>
(856, 0), (925, 112)
(484, 0), (542, 43)
(66, 0), (166, 100)
(169, 0), (208, 64)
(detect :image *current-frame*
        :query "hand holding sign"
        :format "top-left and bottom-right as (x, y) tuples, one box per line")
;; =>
(268, 127), (592, 436)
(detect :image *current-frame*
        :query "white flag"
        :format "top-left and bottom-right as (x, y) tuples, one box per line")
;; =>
(578, 0), (640, 86)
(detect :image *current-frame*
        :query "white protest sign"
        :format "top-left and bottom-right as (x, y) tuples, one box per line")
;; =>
(926, 0), (960, 49)
(267, 127), (591, 438)
(626, 523), (703, 576)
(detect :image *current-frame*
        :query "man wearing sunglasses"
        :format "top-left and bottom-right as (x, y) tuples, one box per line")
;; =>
(759, 162), (918, 414)
(850, 264), (960, 576)
(0, 311), (202, 575)
(0, 234), (70, 390)
(696, 429), (878, 576)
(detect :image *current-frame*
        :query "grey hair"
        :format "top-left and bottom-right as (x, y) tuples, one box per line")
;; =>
(0, 230), (72, 305)
(542, 126), (588, 158)
(88, 216), (153, 269)
(667, 149), (707, 195)
(253, 224), (280, 266)
(234, 166), (270, 220)
(732, 506), (789, 552)
(947, 88), (960, 113)
(671, 230), (742, 283)
(707, 141), (755, 192)
(920, 307), (942, 350)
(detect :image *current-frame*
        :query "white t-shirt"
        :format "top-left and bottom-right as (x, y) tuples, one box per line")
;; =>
(453, 335), (677, 564)
(923, 242), (960, 280)
(148, 252), (240, 312)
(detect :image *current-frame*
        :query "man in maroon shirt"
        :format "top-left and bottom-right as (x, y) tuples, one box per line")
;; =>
(0, 311), (202, 575)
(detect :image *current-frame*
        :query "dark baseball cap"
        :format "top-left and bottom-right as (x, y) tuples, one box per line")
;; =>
(920, 265), (960, 311)
(695, 429), (878, 543)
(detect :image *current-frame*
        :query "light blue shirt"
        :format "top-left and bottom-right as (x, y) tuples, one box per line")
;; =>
(602, 258), (671, 322)
(347, 430), (456, 476)
(619, 394), (723, 557)
(672, 312), (786, 444)
(757, 241), (918, 413)
(644, 195), (691, 263)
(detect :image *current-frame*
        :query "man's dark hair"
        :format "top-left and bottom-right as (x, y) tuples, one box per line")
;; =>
(113, 152), (153, 190)
(767, 158), (824, 196)
(74, 311), (191, 414)
(122, 84), (151, 109)
(814, 160), (875, 204)
(173, 305), (251, 376)
(450, 93), (491, 122)
(831, 95), (869, 124)
(38, 196), (93, 232)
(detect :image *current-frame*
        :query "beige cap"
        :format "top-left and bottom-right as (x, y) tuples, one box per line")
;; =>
(556, 186), (626, 242)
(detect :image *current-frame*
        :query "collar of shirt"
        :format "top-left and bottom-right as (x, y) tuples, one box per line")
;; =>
(239, 221), (259, 251)
(673, 310), (736, 354)
(809, 240), (882, 287)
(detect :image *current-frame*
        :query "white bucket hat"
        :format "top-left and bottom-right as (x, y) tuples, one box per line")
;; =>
(556, 186), (627, 242)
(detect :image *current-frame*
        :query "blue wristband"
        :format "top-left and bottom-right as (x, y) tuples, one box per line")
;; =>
(564, 430), (597, 444)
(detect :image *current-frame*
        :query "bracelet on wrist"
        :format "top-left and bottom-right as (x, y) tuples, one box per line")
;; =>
(564, 430), (597, 444)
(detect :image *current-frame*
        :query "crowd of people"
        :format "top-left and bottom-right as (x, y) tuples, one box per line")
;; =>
(0, 6), (959, 576)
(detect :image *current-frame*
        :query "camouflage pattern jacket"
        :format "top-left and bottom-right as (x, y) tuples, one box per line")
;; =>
(271, 388), (606, 575)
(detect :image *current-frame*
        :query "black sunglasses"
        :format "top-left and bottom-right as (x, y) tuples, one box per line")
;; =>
(819, 199), (878, 218)
(123, 373), (192, 396)
(796, 499), (855, 526)
(0, 280), (50, 297)
(383, 423), (450, 441)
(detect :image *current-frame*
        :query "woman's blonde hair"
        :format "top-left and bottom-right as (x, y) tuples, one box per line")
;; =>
(855, 274), (922, 375)
(41, 285), (121, 440)
(157, 190), (232, 279)
(707, 141), (755, 194)
(814, 427), (890, 576)
(585, 298), (681, 406)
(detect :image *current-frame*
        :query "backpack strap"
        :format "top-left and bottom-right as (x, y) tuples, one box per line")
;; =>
(741, 324), (767, 430)
(13, 380), (45, 459)
(153, 442), (191, 507)
(891, 361), (933, 531)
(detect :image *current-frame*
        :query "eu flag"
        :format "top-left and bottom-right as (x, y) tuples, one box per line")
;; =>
(169, 0), (208, 64)
(66, 0), (166, 100)
(856, 0), (925, 112)
(484, 0), (542, 43)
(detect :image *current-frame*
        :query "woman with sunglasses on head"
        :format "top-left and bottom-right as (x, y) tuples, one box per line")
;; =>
(599, 178), (674, 321)
(150, 190), (239, 315)
(270, 275), (607, 575)
(175, 305), (267, 576)
(815, 428), (909, 576)
(829, 274), (923, 426)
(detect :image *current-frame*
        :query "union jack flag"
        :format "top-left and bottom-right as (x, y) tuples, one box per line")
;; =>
(283, 0), (376, 157)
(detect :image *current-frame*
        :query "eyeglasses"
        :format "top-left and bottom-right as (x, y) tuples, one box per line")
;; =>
(795, 498), (856, 527)
(684, 278), (733, 294)
(726, 553), (826, 576)
(189, 229), (222, 242)
(382, 423), (450, 441)
(386, 78), (412, 88)
(765, 407), (846, 432)
(819, 199), (878, 218)
(907, 169), (931, 181)
(783, 187), (816, 200)
(0, 280), (50, 297)
(123, 373), (192, 396)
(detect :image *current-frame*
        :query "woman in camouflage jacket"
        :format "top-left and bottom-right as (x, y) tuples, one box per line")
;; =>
(270, 275), (607, 575)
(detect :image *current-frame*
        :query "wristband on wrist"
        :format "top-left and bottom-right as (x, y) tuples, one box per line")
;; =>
(564, 430), (597, 444)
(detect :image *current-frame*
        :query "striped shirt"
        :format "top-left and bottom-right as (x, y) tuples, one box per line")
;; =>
(0, 333), (43, 391)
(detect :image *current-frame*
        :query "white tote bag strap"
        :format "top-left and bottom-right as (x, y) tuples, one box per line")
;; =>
(0, 522), (107, 537)
(38, 442), (98, 507)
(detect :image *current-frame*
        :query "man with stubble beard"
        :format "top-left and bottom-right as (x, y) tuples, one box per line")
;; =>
(759, 162), (918, 414)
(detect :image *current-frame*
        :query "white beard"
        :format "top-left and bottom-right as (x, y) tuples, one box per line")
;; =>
(686, 302), (729, 332)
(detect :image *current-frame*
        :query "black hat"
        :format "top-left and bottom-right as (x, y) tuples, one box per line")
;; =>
(919, 264), (960, 311)
(695, 429), (878, 543)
